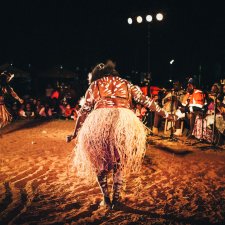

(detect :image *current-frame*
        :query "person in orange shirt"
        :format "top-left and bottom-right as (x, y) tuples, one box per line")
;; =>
(182, 78), (206, 139)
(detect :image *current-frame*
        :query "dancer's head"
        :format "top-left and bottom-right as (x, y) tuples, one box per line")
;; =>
(187, 77), (196, 94)
(173, 80), (181, 91)
(211, 83), (221, 94)
(90, 60), (119, 83)
(0, 71), (14, 86)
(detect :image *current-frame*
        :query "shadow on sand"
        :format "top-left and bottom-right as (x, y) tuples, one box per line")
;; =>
(147, 139), (193, 156)
(0, 118), (53, 136)
(108, 202), (211, 225)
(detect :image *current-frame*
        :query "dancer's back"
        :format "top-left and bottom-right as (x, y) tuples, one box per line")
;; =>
(91, 76), (131, 109)
(80, 75), (167, 117)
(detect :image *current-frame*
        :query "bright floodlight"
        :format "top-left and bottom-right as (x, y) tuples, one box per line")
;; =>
(146, 15), (153, 22)
(127, 18), (133, 25)
(170, 59), (175, 64)
(156, 13), (163, 21)
(137, 16), (143, 23)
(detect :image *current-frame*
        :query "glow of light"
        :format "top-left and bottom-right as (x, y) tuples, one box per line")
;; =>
(169, 79), (172, 82)
(146, 15), (153, 22)
(170, 59), (175, 64)
(127, 18), (133, 25)
(137, 16), (143, 23)
(156, 13), (163, 21)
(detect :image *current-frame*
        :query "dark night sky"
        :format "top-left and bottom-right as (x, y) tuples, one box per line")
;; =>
(0, 0), (224, 83)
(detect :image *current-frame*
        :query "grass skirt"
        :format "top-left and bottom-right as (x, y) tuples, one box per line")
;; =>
(73, 108), (147, 183)
(0, 104), (12, 128)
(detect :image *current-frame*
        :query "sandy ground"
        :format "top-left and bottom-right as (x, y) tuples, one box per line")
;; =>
(0, 120), (225, 225)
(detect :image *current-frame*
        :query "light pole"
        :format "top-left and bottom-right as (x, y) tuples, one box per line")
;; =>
(127, 12), (164, 93)
(169, 59), (175, 82)
(127, 13), (164, 129)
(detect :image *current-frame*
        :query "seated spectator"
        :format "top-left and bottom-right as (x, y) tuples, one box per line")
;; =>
(62, 104), (74, 120)
(19, 103), (35, 119)
(18, 104), (25, 118)
(59, 101), (66, 117)
(153, 81), (184, 136)
(39, 102), (53, 118)
(11, 102), (19, 120)
(50, 98), (60, 118)
(34, 99), (43, 116)
(135, 104), (147, 121)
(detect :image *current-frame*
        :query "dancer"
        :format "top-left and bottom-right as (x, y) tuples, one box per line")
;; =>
(0, 71), (23, 128)
(68, 61), (171, 209)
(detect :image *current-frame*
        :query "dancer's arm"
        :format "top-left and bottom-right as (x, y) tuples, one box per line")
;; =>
(71, 113), (86, 139)
(71, 85), (94, 139)
(130, 84), (168, 118)
(8, 86), (24, 104)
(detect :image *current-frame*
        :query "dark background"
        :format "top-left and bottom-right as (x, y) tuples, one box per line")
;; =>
(0, 0), (224, 88)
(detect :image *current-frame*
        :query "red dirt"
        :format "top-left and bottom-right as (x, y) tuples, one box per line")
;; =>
(0, 120), (224, 224)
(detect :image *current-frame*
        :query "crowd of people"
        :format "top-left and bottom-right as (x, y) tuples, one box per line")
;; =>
(0, 72), (81, 128)
(1, 69), (225, 145)
(10, 96), (80, 121)
(135, 77), (225, 145)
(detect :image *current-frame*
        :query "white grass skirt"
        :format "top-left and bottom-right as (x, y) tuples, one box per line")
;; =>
(0, 104), (12, 128)
(73, 108), (147, 182)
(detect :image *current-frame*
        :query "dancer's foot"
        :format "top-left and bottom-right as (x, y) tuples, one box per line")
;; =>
(186, 134), (195, 140)
(100, 196), (111, 209)
(111, 198), (121, 210)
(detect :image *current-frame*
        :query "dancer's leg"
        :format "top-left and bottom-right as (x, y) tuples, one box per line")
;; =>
(97, 170), (111, 207)
(112, 164), (122, 208)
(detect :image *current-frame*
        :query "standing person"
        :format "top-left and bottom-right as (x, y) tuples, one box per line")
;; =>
(0, 72), (23, 128)
(68, 61), (171, 209)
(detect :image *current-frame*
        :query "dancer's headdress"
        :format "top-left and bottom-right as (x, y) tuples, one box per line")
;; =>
(90, 60), (119, 83)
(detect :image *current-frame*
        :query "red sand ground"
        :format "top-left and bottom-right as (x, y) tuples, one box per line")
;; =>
(0, 120), (225, 225)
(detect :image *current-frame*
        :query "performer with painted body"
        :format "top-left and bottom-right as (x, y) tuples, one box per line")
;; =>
(0, 72), (23, 128)
(68, 61), (172, 209)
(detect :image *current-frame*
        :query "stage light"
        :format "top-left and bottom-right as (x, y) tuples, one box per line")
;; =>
(146, 15), (153, 22)
(137, 16), (143, 23)
(156, 13), (163, 21)
(169, 79), (172, 82)
(170, 59), (175, 65)
(128, 18), (133, 25)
